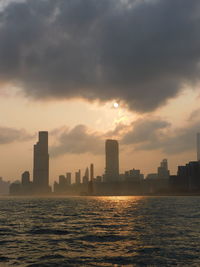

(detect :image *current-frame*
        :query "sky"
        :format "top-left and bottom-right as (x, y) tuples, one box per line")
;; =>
(0, 0), (200, 184)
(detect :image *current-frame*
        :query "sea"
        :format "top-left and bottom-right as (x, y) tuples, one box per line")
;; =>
(0, 196), (200, 266)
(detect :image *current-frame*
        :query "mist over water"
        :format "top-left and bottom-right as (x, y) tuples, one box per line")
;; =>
(0, 196), (200, 266)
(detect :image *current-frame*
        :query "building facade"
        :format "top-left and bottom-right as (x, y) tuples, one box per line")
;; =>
(33, 131), (50, 193)
(105, 139), (119, 182)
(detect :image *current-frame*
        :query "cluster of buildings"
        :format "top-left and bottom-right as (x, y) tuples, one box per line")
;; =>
(4, 132), (200, 196)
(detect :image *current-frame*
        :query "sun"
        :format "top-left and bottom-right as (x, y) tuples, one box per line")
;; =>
(113, 102), (119, 108)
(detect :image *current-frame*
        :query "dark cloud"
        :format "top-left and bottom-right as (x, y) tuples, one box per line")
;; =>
(0, 0), (200, 111)
(0, 126), (34, 144)
(122, 118), (170, 145)
(122, 117), (200, 154)
(50, 125), (104, 156)
(50, 112), (200, 156)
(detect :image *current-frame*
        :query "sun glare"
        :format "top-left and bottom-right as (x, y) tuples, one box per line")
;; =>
(113, 102), (119, 108)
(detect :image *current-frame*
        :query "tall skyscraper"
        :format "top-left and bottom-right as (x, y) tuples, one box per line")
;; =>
(197, 133), (200, 161)
(157, 159), (170, 179)
(105, 139), (119, 182)
(160, 159), (168, 169)
(75, 170), (81, 184)
(90, 163), (94, 181)
(88, 163), (94, 195)
(66, 172), (72, 185)
(33, 131), (50, 193)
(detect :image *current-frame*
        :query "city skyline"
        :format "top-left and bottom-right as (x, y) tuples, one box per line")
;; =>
(2, 130), (200, 187)
(6, 130), (200, 196)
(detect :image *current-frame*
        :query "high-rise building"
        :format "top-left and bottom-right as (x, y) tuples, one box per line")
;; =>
(21, 171), (30, 186)
(90, 164), (94, 181)
(59, 175), (66, 186)
(75, 170), (81, 184)
(88, 164), (94, 195)
(0, 177), (10, 195)
(157, 159), (170, 179)
(33, 131), (50, 193)
(105, 139), (119, 182)
(83, 167), (89, 184)
(197, 133), (200, 161)
(160, 159), (168, 169)
(66, 172), (71, 185)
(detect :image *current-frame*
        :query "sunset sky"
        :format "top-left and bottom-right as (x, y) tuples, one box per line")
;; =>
(1, 0), (200, 184)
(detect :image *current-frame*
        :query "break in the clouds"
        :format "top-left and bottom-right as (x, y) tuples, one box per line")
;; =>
(1, 0), (200, 112)
(0, 126), (33, 144)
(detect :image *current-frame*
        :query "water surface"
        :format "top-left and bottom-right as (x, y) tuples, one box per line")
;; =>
(0, 196), (200, 266)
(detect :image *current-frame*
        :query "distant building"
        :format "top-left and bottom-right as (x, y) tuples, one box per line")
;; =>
(33, 131), (51, 194)
(95, 176), (102, 183)
(21, 171), (30, 186)
(90, 164), (94, 181)
(146, 173), (158, 180)
(105, 139), (119, 182)
(21, 171), (33, 195)
(0, 177), (10, 195)
(197, 133), (200, 161)
(9, 181), (21, 195)
(124, 169), (144, 181)
(157, 159), (170, 179)
(54, 174), (69, 194)
(66, 172), (71, 185)
(75, 170), (81, 184)
(83, 167), (89, 184)
(59, 175), (66, 186)
(170, 161), (200, 192)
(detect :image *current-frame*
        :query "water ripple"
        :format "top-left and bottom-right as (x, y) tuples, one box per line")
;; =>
(0, 196), (200, 266)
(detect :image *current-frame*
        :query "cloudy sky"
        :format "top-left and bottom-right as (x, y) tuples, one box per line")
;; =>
(1, 0), (200, 184)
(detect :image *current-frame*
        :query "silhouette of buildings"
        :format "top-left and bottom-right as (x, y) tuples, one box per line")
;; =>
(9, 181), (21, 195)
(124, 169), (144, 182)
(146, 173), (158, 179)
(88, 163), (94, 195)
(33, 131), (51, 194)
(197, 133), (200, 161)
(75, 170), (81, 184)
(54, 174), (72, 194)
(170, 161), (200, 192)
(105, 139), (119, 182)
(21, 171), (30, 186)
(66, 172), (72, 185)
(157, 159), (170, 179)
(9, 130), (200, 196)
(0, 177), (10, 195)
(83, 167), (89, 184)
(90, 164), (94, 181)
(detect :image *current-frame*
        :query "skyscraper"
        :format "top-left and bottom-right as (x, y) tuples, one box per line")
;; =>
(105, 139), (119, 182)
(157, 159), (170, 179)
(90, 163), (94, 181)
(88, 163), (94, 195)
(66, 172), (72, 185)
(83, 167), (89, 184)
(33, 131), (50, 194)
(75, 170), (81, 184)
(197, 133), (200, 161)
(21, 171), (30, 186)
